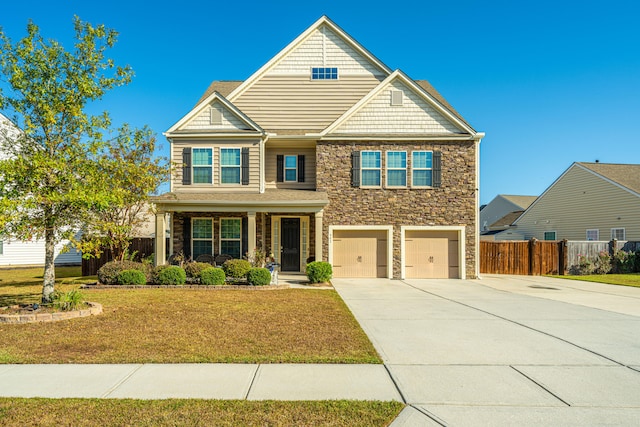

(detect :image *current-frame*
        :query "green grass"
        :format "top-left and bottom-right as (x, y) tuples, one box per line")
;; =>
(550, 273), (640, 288)
(0, 399), (404, 427)
(0, 269), (381, 364)
(0, 266), (95, 286)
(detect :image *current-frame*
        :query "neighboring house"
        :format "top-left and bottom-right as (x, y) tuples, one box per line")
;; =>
(152, 16), (483, 279)
(513, 162), (640, 241)
(480, 194), (537, 232)
(0, 113), (82, 267)
(480, 211), (526, 241)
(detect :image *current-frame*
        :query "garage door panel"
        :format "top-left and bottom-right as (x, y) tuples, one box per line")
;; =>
(333, 230), (387, 278)
(405, 231), (459, 279)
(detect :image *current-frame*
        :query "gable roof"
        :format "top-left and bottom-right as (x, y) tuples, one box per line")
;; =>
(226, 16), (392, 102)
(577, 162), (640, 195)
(196, 81), (243, 105)
(500, 195), (538, 210)
(322, 70), (476, 136)
(489, 210), (525, 229)
(165, 91), (264, 136)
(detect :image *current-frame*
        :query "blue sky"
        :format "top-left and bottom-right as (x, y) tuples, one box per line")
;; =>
(2, 1), (639, 204)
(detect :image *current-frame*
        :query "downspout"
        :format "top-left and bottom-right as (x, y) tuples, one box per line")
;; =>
(474, 132), (485, 280)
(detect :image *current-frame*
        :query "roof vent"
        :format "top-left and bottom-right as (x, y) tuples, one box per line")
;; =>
(391, 90), (403, 106)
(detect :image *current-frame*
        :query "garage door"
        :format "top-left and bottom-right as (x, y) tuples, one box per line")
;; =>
(332, 230), (387, 278)
(405, 230), (459, 278)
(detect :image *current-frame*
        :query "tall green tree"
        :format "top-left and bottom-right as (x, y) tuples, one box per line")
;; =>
(76, 124), (167, 262)
(0, 17), (133, 303)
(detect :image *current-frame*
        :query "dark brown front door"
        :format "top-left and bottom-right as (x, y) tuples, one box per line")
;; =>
(281, 218), (300, 271)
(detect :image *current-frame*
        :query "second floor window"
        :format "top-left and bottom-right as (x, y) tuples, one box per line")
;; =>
(412, 151), (433, 187)
(311, 67), (338, 80)
(386, 151), (407, 187)
(285, 156), (297, 181)
(221, 148), (241, 184)
(361, 151), (381, 187)
(193, 148), (213, 184)
(611, 228), (625, 240)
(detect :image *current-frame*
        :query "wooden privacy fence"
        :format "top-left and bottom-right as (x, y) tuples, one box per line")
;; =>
(480, 239), (566, 276)
(81, 238), (155, 276)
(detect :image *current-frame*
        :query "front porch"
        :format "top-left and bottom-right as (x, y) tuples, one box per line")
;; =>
(152, 189), (329, 273)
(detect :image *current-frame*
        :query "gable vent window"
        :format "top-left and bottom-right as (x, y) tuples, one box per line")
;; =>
(210, 107), (222, 125)
(311, 67), (338, 80)
(391, 90), (403, 106)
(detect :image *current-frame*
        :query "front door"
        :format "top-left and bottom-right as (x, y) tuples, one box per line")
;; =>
(281, 218), (300, 271)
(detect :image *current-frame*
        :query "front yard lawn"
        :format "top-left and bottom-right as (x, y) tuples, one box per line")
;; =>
(0, 269), (380, 364)
(551, 273), (640, 288)
(0, 398), (404, 427)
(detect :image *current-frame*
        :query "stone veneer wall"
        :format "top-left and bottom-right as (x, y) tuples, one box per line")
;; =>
(316, 140), (477, 278)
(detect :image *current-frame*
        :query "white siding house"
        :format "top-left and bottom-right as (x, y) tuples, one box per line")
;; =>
(0, 113), (82, 267)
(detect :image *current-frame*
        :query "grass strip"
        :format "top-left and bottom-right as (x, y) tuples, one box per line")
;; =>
(549, 273), (640, 288)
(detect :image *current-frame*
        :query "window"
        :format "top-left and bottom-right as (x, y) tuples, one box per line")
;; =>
(543, 231), (556, 241)
(611, 228), (625, 240)
(192, 218), (213, 258)
(285, 155), (297, 182)
(192, 148), (213, 184)
(220, 218), (241, 259)
(412, 151), (433, 187)
(586, 229), (599, 241)
(220, 148), (241, 184)
(361, 151), (381, 187)
(311, 67), (338, 80)
(386, 151), (407, 187)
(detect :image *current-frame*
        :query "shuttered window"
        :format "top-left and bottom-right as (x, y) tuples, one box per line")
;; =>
(277, 154), (305, 183)
(361, 151), (381, 187)
(192, 148), (213, 184)
(285, 155), (297, 182)
(220, 148), (241, 184)
(412, 151), (433, 187)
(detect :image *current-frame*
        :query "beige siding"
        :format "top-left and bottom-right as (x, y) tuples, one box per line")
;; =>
(265, 146), (316, 190)
(232, 75), (382, 131)
(334, 80), (463, 134)
(480, 196), (522, 231)
(171, 139), (260, 193)
(183, 100), (252, 131)
(271, 26), (385, 76)
(515, 165), (640, 240)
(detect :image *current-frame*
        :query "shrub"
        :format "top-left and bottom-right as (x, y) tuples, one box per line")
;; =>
(184, 261), (212, 278)
(200, 267), (226, 286)
(222, 259), (252, 278)
(150, 265), (169, 284)
(52, 290), (84, 311)
(157, 266), (186, 285)
(306, 261), (332, 283)
(612, 250), (633, 274)
(98, 260), (149, 285)
(245, 248), (267, 267)
(247, 267), (271, 286)
(116, 269), (146, 285)
(593, 251), (612, 275)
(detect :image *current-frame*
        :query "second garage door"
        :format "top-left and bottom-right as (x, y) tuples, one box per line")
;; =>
(332, 230), (388, 278)
(405, 230), (459, 278)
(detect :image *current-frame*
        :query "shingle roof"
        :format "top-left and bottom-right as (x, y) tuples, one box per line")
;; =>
(196, 81), (243, 105)
(578, 163), (640, 195)
(152, 189), (329, 204)
(500, 195), (538, 210)
(489, 210), (525, 229)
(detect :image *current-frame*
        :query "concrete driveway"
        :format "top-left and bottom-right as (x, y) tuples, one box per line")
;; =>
(332, 275), (640, 426)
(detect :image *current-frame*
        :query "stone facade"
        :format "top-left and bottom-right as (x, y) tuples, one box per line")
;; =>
(316, 140), (477, 278)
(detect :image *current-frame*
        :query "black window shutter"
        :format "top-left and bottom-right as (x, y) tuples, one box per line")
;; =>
(182, 148), (192, 185)
(433, 151), (442, 188)
(241, 147), (250, 185)
(183, 216), (191, 259)
(276, 155), (284, 182)
(351, 151), (360, 187)
(297, 155), (305, 182)
(241, 217), (248, 258)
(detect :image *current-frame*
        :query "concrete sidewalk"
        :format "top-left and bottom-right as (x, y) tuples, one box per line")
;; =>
(0, 363), (401, 401)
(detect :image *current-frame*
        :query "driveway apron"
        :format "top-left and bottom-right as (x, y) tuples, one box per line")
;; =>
(332, 277), (640, 426)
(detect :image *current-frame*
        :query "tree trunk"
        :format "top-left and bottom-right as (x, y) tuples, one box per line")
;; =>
(42, 227), (56, 304)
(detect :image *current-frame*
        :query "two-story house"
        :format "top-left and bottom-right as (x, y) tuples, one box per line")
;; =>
(152, 16), (483, 279)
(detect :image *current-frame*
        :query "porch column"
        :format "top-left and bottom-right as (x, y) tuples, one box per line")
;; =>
(155, 212), (167, 266)
(315, 210), (323, 262)
(247, 211), (256, 257)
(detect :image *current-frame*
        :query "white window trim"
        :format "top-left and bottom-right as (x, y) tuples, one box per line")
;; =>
(192, 217), (214, 257)
(220, 217), (242, 258)
(543, 231), (557, 241)
(611, 228), (626, 240)
(192, 147), (214, 185)
(360, 150), (382, 188)
(284, 155), (297, 182)
(386, 151), (407, 188)
(411, 151), (433, 188)
(219, 147), (241, 185)
(586, 229), (599, 241)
